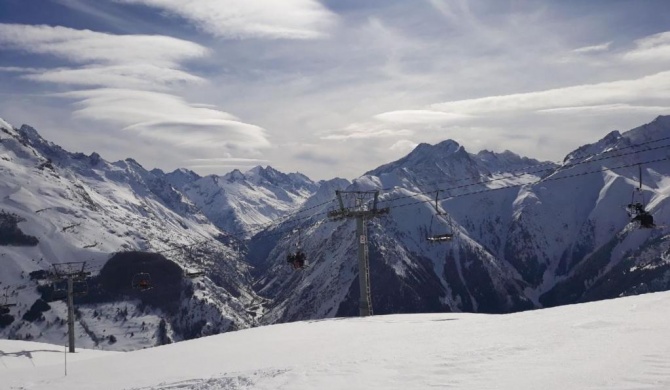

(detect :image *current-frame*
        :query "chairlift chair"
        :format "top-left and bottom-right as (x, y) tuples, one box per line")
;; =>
(0, 304), (16, 315)
(51, 280), (68, 301)
(132, 273), (153, 291)
(0, 288), (16, 315)
(186, 271), (205, 279)
(72, 280), (88, 296)
(287, 250), (307, 270)
(426, 191), (454, 243)
(626, 165), (655, 229)
(286, 228), (308, 270)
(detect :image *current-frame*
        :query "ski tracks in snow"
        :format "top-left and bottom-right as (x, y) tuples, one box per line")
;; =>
(129, 369), (289, 390)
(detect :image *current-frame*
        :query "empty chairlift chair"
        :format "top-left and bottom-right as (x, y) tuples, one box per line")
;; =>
(426, 191), (454, 243)
(72, 280), (89, 296)
(50, 280), (68, 301)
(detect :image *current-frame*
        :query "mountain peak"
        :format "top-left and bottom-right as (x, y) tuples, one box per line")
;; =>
(247, 165), (280, 177)
(163, 167), (202, 189)
(222, 168), (246, 182)
(474, 148), (548, 173)
(244, 165), (316, 190)
(434, 139), (462, 153)
(409, 139), (463, 158)
(18, 124), (43, 142)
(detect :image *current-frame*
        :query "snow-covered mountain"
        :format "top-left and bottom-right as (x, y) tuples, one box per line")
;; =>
(3, 114), (670, 352)
(0, 119), (263, 350)
(253, 116), (670, 322)
(165, 165), (319, 237)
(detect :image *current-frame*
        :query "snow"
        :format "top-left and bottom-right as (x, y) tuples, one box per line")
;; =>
(3, 292), (670, 389)
(0, 117), (13, 133)
(0, 122), (260, 350)
(0, 340), (116, 371)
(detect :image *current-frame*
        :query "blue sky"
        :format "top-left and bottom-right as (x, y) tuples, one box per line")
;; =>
(1, 0), (670, 180)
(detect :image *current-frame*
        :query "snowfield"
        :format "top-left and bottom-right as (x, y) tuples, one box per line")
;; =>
(3, 291), (670, 390)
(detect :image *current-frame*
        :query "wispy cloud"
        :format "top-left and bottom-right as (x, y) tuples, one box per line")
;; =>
(389, 139), (418, 154)
(429, 71), (670, 115)
(0, 23), (271, 158)
(114, 0), (337, 39)
(58, 88), (270, 151)
(186, 157), (270, 169)
(374, 110), (471, 124)
(537, 104), (670, 115)
(0, 24), (207, 66)
(322, 122), (413, 140)
(26, 64), (205, 89)
(624, 31), (670, 62)
(0, 66), (45, 73)
(573, 41), (612, 54)
(188, 157), (270, 163)
(0, 24), (207, 91)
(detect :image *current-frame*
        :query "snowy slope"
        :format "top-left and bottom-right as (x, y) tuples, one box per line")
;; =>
(0, 118), (260, 350)
(3, 291), (670, 390)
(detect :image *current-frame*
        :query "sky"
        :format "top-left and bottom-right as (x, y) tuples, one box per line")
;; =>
(4, 291), (670, 389)
(1, 0), (670, 180)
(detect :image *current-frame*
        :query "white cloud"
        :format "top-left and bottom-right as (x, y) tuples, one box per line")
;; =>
(58, 88), (270, 151)
(429, 71), (670, 115)
(186, 157), (270, 169)
(572, 41), (612, 54)
(26, 64), (205, 89)
(0, 24), (207, 92)
(114, 0), (337, 39)
(188, 157), (270, 163)
(0, 24), (208, 66)
(0, 66), (45, 73)
(0, 24), (271, 156)
(624, 31), (670, 63)
(322, 122), (413, 140)
(537, 104), (670, 115)
(374, 110), (472, 124)
(389, 139), (418, 154)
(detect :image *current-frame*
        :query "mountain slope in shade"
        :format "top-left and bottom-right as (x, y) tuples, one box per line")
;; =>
(0, 118), (260, 351)
(3, 291), (670, 390)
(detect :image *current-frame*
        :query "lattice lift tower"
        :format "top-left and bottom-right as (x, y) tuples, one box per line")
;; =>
(328, 190), (389, 317)
(51, 262), (90, 353)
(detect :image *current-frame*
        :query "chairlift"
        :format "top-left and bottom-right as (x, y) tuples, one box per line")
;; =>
(51, 280), (67, 301)
(286, 228), (308, 270)
(626, 165), (655, 229)
(185, 270), (205, 278)
(132, 273), (153, 291)
(72, 280), (88, 296)
(287, 250), (307, 270)
(426, 191), (454, 243)
(0, 287), (16, 315)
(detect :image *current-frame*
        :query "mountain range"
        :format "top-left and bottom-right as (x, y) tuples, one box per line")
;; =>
(1, 115), (669, 350)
